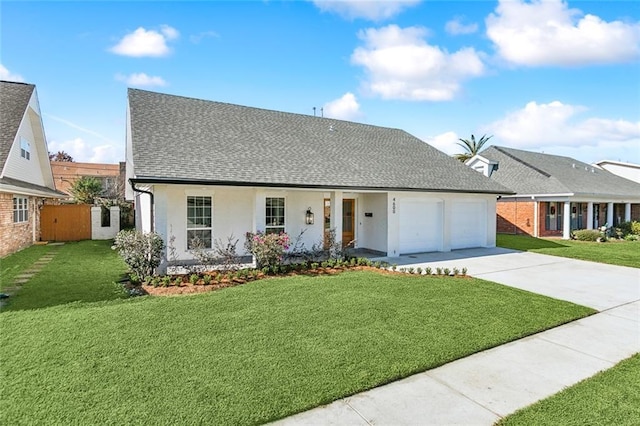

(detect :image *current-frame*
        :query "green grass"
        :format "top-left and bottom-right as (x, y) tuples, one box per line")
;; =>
(1, 269), (593, 425)
(1, 240), (128, 310)
(497, 234), (640, 268)
(498, 354), (640, 426)
(1, 244), (53, 291)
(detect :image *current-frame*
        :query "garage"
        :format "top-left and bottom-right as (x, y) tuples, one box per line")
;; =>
(399, 199), (442, 254)
(451, 200), (487, 249)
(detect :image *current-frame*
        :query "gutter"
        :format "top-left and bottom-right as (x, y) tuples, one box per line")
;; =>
(129, 176), (514, 196)
(129, 179), (154, 232)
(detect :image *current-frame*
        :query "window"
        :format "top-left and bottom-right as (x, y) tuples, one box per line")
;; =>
(265, 197), (285, 234)
(20, 137), (31, 160)
(13, 197), (28, 223)
(187, 196), (212, 249)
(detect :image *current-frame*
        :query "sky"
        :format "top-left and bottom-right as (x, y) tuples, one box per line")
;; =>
(1, 0), (639, 165)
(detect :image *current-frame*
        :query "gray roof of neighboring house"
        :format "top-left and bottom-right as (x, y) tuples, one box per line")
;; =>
(0, 80), (35, 169)
(480, 146), (640, 198)
(128, 89), (511, 194)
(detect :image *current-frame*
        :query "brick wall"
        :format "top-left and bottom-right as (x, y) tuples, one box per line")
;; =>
(496, 200), (536, 235)
(0, 193), (41, 258)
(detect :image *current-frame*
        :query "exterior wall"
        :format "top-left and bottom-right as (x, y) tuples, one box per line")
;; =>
(91, 206), (120, 240)
(51, 162), (121, 198)
(597, 162), (640, 184)
(538, 202), (563, 237)
(496, 199), (535, 235)
(632, 204), (640, 222)
(0, 193), (41, 258)
(359, 193), (388, 253)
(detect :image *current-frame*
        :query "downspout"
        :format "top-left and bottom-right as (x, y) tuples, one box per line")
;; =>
(130, 180), (154, 232)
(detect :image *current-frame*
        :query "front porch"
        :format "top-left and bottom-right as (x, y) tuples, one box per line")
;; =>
(539, 201), (636, 239)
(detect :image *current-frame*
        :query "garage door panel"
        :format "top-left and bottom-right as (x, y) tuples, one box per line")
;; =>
(451, 201), (486, 249)
(399, 200), (442, 254)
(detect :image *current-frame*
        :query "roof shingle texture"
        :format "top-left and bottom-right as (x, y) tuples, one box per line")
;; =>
(129, 89), (509, 194)
(481, 146), (640, 198)
(0, 81), (35, 169)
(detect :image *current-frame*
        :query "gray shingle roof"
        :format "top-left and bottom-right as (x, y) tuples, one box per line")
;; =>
(128, 89), (510, 194)
(481, 146), (640, 198)
(0, 81), (35, 169)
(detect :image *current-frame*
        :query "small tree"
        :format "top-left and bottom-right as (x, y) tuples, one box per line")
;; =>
(69, 176), (103, 204)
(49, 150), (74, 162)
(454, 134), (492, 162)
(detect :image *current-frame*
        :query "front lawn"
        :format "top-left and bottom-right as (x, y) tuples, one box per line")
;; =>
(497, 234), (640, 268)
(1, 240), (128, 311)
(498, 353), (640, 426)
(1, 270), (593, 425)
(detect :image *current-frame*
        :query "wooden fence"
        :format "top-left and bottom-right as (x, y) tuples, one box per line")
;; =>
(40, 204), (91, 241)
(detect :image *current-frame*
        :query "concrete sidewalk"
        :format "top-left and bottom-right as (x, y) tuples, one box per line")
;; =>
(274, 249), (640, 425)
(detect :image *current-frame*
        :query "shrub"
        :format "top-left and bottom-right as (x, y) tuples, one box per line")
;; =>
(572, 229), (602, 242)
(189, 274), (199, 284)
(443, 268), (451, 276)
(245, 231), (290, 269)
(624, 234), (639, 241)
(632, 221), (640, 235)
(453, 267), (460, 276)
(425, 267), (432, 275)
(416, 267), (423, 275)
(114, 230), (165, 278)
(462, 267), (468, 276)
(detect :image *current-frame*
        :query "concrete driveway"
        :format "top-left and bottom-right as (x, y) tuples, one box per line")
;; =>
(274, 248), (640, 425)
(376, 247), (640, 310)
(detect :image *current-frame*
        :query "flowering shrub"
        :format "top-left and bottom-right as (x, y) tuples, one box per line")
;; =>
(244, 231), (290, 269)
(114, 230), (165, 278)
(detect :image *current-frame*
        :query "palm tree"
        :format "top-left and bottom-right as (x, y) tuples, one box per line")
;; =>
(454, 134), (492, 162)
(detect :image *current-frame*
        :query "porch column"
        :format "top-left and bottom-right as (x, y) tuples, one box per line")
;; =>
(625, 203), (631, 222)
(533, 198), (539, 237)
(330, 191), (343, 244)
(562, 201), (571, 239)
(607, 202), (614, 227)
(586, 202), (594, 230)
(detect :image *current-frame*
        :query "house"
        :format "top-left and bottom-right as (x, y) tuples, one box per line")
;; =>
(51, 161), (126, 201)
(466, 146), (640, 239)
(0, 81), (63, 257)
(594, 160), (640, 184)
(126, 89), (511, 270)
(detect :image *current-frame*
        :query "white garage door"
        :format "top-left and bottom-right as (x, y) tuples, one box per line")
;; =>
(399, 199), (442, 254)
(451, 201), (486, 249)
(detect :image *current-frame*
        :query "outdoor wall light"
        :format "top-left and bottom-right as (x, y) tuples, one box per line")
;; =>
(305, 207), (314, 225)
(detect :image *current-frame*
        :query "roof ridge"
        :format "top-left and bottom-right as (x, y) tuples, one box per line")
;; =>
(128, 87), (405, 133)
(493, 146), (552, 178)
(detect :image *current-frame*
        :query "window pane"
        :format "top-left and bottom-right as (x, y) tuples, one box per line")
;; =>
(187, 229), (212, 249)
(265, 197), (285, 231)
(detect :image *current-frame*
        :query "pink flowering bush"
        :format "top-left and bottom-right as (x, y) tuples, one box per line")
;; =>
(244, 231), (291, 269)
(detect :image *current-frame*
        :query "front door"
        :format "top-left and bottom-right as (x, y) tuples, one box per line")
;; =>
(323, 198), (355, 248)
(342, 199), (355, 247)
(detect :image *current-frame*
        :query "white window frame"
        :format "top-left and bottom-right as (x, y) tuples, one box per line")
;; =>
(20, 137), (31, 160)
(265, 197), (286, 234)
(13, 196), (29, 223)
(186, 195), (213, 249)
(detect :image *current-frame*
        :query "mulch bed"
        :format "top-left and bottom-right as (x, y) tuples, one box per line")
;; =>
(130, 266), (417, 297)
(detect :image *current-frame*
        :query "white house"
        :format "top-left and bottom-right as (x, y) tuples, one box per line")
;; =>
(125, 89), (511, 271)
(0, 80), (63, 257)
(594, 160), (640, 184)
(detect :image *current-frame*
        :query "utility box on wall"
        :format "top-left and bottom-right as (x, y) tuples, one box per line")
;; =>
(91, 206), (120, 240)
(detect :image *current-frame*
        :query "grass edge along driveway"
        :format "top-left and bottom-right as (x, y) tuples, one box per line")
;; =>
(1, 269), (593, 425)
(497, 234), (640, 268)
(498, 353), (640, 426)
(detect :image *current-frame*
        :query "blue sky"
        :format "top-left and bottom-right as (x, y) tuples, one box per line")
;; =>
(2, 0), (639, 165)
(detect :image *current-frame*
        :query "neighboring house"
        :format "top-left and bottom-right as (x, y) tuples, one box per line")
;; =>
(126, 89), (511, 270)
(594, 160), (640, 184)
(51, 161), (125, 201)
(0, 80), (63, 257)
(467, 146), (640, 239)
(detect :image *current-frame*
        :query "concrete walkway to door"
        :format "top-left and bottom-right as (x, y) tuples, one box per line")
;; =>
(274, 248), (640, 425)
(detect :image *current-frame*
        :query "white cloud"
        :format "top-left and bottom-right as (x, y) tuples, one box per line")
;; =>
(190, 30), (219, 44)
(486, 0), (640, 66)
(323, 92), (362, 121)
(109, 25), (179, 57)
(420, 131), (460, 155)
(483, 101), (640, 150)
(445, 17), (478, 35)
(312, 0), (420, 21)
(0, 64), (25, 82)
(115, 73), (167, 87)
(351, 25), (485, 101)
(47, 137), (121, 163)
